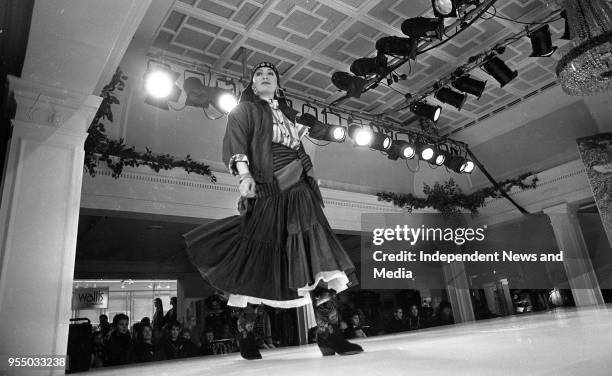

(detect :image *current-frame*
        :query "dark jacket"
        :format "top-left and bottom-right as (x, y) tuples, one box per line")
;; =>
(104, 331), (133, 366)
(223, 98), (323, 202)
(223, 98), (298, 183)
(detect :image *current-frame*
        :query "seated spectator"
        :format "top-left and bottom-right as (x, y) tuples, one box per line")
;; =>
(344, 313), (367, 339)
(200, 328), (217, 356)
(141, 317), (151, 327)
(105, 313), (133, 366)
(90, 331), (105, 369)
(161, 321), (187, 360)
(184, 315), (203, 348)
(384, 307), (408, 334)
(407, 305), (423, 330)
(180, 328), (200, 358)
(98, 314), (111, 341)
(134, 324), (162, 363)
(435, 301), (455, 326)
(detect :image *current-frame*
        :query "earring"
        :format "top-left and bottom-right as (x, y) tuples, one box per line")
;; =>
(275, 88), (280, 97)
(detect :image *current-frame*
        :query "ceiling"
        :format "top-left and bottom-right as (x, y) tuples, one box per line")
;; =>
(146, 0), (567, 134)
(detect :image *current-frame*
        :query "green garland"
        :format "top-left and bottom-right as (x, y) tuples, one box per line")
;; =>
(376, 173), (538, 217)
(84, 68), (216, 182)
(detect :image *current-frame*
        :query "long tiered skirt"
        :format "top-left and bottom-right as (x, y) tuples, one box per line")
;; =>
(183, 145), (356, 327)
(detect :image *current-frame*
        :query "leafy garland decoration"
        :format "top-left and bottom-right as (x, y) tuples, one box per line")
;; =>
(376, 172), (538, 217)
(84, 68), (216, 182)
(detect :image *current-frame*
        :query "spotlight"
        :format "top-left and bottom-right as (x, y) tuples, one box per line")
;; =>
(432, 0), (458, 17)
(144, 61), (181, 110)
(430, 145), (448, 166)
(461, 160), (475, 173)
(331, 71), (367, 98)
(435, 87), (467, 110)
(482, 56), (517, 87)
(183, 76), (238, 113)
(401, 17), (444, 40)
(416, 142), (436, 161)
(387, 140), (416, 160)
(376, 36), (418, 58)
(350, 54), (388, 77)
(444, 154), (466, 172)
(528, 24), (557, 57)
(370, 132), (392, 151)
(299, 113), (346, 143)
(410, 101), (442, 122)
(452, 75), (486, 98)
(348, 124), (373, 146)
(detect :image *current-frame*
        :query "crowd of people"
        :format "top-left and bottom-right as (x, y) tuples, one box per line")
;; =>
(71, 293), (456, 370)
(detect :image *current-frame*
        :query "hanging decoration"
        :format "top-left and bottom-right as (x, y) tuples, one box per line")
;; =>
(84, 68), (216, 181)
(376, 173), (538, 217)
(556, 0), (612, 96)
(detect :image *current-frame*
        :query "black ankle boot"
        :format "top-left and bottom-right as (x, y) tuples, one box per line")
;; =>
(317, 325), (363, 356)
(239, 332), (262, 360)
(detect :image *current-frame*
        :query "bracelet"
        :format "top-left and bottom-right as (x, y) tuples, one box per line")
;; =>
(239, 173), (253, 183)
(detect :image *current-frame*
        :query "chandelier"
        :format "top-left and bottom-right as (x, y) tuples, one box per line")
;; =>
(556, 0), (612, 96)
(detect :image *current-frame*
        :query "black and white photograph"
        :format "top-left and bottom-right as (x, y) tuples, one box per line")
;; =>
(1, 0), (612, 374)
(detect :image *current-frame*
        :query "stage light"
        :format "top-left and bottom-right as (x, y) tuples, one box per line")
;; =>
(217, 92), (238, 113)
(416, 143), (436, 161)
(300, 113), (347, 143)
(331, 71), (368, 98)
(528, 24), (557, 57)
(433, 145), (448, 166)
(452, 75), (486, 98)
(183, 76), (238, 114)
(435, 87), (467, 110)
(401, 17), (444, 40)
(348, 124), (373, 146)
(432, 0), (457, 17)
(144, 61), (181, 110)
(410, 101), (442, 122)
(350, 54), (388, 77)
(370, 132), (392, 151)
(387, 140), (416, 160)
(461, 160), (475, 173)
(482, 56), (518, 87)
(376, 36), (418, 58)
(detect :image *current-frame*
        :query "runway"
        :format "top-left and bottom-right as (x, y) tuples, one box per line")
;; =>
(88, 305), (612, 376)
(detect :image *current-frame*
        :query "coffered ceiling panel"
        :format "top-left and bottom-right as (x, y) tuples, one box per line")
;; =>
(149, 0), (566, 135)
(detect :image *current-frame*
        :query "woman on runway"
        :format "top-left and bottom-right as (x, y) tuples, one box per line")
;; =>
(184, 61), (362, 359)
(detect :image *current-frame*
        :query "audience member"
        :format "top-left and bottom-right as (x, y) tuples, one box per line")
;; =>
(161, 321), (187, 360)
(184, 315), (203, 348)
(104, 313), (133, 366)
(407, 305), (423, 330)
(163, 297), (177, 328)
(384, 307), (407, 334)
(134, 324), (161, 363)
(180, 328), (200, 358)
(435, 301), (455, 326)
(98, 314), (111, 341)
(152, 298), (165, 343)
(344, 312), (367, 339)
(90, 331), (105, 369)
(200, 328), (216, 356)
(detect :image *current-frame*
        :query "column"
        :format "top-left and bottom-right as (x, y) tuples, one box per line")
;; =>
(544, 202), (604, 306)
(442, 261), (475, 323)
(0, 77), (100, 373)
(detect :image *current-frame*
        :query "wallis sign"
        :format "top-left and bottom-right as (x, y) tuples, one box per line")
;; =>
(72, 287), (109, 309)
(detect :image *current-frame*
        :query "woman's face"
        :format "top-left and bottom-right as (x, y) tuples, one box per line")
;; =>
(410, 305), (419, 317)
(252, 67), (278, 97)
(142, 326), (153, 341)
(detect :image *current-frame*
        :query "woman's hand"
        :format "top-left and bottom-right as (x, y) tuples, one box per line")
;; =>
(239, 175), (256, 198)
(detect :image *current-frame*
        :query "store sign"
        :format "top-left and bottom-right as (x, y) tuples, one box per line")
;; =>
(72, 287), (109, 309)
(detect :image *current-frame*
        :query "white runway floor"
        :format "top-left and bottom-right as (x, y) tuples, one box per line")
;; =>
(89, 305), (612, 376)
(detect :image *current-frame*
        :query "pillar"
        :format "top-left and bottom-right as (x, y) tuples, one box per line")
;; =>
(0, 77), (100, 373)
(442, 261), (475, 323)
(544, 202), (604, 306)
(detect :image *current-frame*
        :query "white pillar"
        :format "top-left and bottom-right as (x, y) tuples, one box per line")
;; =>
(544, 203), (604, 307)
(442, 261), (475, 323)
(0, 77), (101, 374)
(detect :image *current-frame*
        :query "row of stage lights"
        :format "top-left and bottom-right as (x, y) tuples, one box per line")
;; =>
(143, 60), (240, 115)
(297, 111), (475, 174)
(331, 0), (560, 123)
